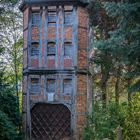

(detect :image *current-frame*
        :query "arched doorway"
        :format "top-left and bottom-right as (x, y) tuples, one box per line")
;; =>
(31, 103), (71, 140)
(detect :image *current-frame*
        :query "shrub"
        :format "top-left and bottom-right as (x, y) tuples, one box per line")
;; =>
(84, 95), (140, 140)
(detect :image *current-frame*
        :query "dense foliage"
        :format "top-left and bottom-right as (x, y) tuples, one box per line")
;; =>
(0, 52), (21, 139)
(0, 111), (17, 140)
(85, 0), (140, 139)
(0, 79), (21, 140)
(103, 0), (140, 93)
(84, 94), (140, 140)
(0, 0), (22, 139)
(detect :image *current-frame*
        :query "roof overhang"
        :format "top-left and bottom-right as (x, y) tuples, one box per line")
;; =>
(19, 0), (88, 11)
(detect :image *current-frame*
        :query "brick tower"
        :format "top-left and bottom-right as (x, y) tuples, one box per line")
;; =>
(20, 0), (92, 139)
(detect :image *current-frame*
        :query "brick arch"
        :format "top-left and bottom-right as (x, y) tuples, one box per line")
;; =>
(31, 103), (71, 140)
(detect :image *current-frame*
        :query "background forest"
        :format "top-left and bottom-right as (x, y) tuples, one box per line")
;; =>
(0, 0), (22, 139)
(84, 0), (140, 140)
(0, 0), (139, 140)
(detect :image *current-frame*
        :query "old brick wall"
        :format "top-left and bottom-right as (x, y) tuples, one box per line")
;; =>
(75, 74), (87, 139)
(24, 6), (76, 69)
(77, 7), (89, 70)
(22, 4), (91, 140)
(75, 6), (90, 139)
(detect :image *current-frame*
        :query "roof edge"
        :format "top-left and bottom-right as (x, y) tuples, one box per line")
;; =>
(19, 0), (88, 11)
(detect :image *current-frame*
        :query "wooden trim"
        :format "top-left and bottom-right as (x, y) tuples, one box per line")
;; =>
(19, 0), (88, 11)
(28, 7), (32, 68)
(44, 7), (48, 68)
(61, 6), (64, 69)
(39, 8), (43, 67)
(56, 6), (59, 68)
(73, 6), (78, 67)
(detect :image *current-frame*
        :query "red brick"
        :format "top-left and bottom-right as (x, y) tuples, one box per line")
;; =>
(64, 27), (73, 40)
(48, 27), (56, 39)
(47, 59), (55, 68)
(64, 58), (72, 67)
(31, 58), (39, 67)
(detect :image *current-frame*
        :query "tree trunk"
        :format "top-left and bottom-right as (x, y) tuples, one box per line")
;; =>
(101, 82), (107, 107)
(127, 78), (131, 102)
(115, 66), (121, 105)
(101, 65), (109, 108)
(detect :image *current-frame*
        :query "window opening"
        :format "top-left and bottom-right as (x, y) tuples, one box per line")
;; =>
(46, 79), (56, 93)
(30, 78), (40, 94)
(47, 42), (56, 56)
(63, 79), (72, 95)
(64, 42), (72, 57)
(32, 12), (40, 25)
(48, 11), (56, 25)
(30, 42), (39, 56)
(64, 11), (72, 25)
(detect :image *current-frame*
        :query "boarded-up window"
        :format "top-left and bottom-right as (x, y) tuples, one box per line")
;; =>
(63, 79), (72, 95)
(46, 79), (56, 93)
(64, 42), (72, 57)
(64, 11), (72, 25)
(48, 11), (56, 25)
(30, 78), (40, 94)
(47, 42), (56, 56)
(32, 12), (40, 25)
(30, 42), (39, 56)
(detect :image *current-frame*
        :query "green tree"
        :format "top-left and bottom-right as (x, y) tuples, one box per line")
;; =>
(0, 48), (21, 140)
(88, 0), (140, 104)
(0, 0), (22, 139)
(0, 111), (18, 140)
(84, 102), (125, 140)
(123, 94), (140, 140)
(103, 0), (140, 94)
(85, 0), (140, 139)
(0, 0), (22, 97)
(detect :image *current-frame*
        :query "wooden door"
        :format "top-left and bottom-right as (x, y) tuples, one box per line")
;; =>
(31, 104), (71, 140)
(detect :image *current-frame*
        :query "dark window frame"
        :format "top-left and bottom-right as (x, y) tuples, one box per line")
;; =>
(32, 12), (40, 26)
(46, 79), (56, 93)
(47, 41), (56, 56)
(64, 41), (73, 58)
(30, 42), (39, 57)
(30, 78), (40, 94)
(48, 11), (57, 25)
(64, 10), (73, 25)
